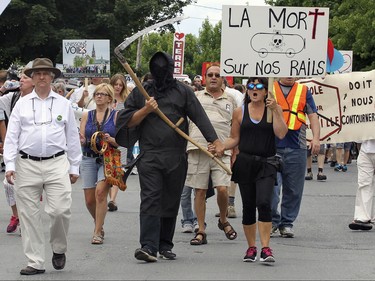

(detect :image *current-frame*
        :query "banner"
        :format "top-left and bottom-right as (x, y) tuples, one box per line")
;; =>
(221, 6), (329, 77)
(299, 70), (375, 143)
(62, 39), (110, 78)
(173, 32), (185, 76)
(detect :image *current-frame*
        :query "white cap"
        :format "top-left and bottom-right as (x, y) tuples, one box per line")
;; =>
(183, 77), (191, 84)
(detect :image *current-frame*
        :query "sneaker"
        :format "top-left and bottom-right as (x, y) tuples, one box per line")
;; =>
(107, 201), (118, 212)
(134, 247), (157, 262)
(305, 172), (313, 180)
(317, 173), (327, 181)
(243, 246), (257, 262)
(342, 165), (348, 172)
(330, 161), (337, 167)
(334, 164), (343, 172)
(348, 220), (373, 231)
(7, 215), (19, 233)
(159, 250), (176, 260)
(270, 225), (279, 237)
(227, 205), (237, 218)
(181, 223), (194, 233)
(194, 224), (199, 233)
(260, 247), (275, 263)
(279, 226), (294, 238)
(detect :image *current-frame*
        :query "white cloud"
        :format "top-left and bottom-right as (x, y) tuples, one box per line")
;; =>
(173, 0), (269, 36)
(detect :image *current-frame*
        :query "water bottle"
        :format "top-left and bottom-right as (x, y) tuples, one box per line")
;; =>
(4, 80), (20, 89)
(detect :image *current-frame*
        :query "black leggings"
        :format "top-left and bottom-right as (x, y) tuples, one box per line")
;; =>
(239, 176), (275, 225)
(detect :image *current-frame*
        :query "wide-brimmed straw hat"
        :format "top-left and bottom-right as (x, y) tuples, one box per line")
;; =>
(24, 58), (61, 78)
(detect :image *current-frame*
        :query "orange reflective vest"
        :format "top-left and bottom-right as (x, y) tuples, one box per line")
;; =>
(273, 82), (307, 130)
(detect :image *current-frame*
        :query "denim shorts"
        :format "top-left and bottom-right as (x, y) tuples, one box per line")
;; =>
(80, 156), (105, 189)
(336, 142), (352, 150)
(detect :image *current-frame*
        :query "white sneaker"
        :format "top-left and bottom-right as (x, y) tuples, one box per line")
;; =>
(227, 205), (237, 218)
(270, 225), (279, 237)
(181, 224), (193, 233)
(279, 226), (294, 238)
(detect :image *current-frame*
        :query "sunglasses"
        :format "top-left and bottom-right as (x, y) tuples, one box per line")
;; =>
(247, 83), (265, 90)
(207, 73), (221, 78)
(95, 92), (110, 97)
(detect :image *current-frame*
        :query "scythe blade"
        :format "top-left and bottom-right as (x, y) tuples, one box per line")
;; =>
(114, 16), (187, 62)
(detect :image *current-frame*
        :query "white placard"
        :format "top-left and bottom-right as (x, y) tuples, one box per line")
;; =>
(221, 6), (329, 77)
(299, 70), (375, 143)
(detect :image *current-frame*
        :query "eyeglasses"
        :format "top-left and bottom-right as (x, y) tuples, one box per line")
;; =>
(33, 98), (53, 126)
(94, 92), (110, 97)
(247, 83), (265, 90)
(207, 73), (221, 78)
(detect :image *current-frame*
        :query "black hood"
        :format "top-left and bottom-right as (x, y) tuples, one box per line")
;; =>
(149, 51), (175, 91)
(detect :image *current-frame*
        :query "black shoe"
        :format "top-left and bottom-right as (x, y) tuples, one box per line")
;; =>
(52, 253), (66, 270)
(20, 266), (45, 275)
(134, 247), (157, 262)
(159, 250), (176, 260)
(107, 201), (118, 212)
(330, 161), (337, 167)
(349, 220), (373, 231)
(317, 173), (327, 181)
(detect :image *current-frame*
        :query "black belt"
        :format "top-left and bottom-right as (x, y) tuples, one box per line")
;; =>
(83, 152), (100, 158)
(20, 150), (65, 161)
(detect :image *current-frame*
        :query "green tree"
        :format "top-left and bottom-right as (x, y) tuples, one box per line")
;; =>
(265, 0), (375, 71)
(0, 0), (193, 71)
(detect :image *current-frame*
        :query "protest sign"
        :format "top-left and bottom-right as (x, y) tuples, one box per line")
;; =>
(299, 70), (375, 143)
(221, 6), (329, 78)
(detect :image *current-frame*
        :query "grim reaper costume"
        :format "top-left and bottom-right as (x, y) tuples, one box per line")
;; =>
(116, 52), (218, 260)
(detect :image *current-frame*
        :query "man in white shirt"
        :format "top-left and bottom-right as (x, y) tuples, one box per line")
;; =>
(3, 58), (82, 276)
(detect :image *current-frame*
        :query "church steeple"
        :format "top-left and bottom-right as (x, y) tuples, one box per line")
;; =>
(92, 44), (96, 59)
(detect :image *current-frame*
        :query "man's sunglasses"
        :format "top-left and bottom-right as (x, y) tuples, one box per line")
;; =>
(207, 73), (221, 78)
(247, 83), (265, 90)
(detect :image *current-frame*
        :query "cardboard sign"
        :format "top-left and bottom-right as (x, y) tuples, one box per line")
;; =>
(173, 32), (186, 75)
(221, 6), (329, 77)
(299, 70), (375, 143)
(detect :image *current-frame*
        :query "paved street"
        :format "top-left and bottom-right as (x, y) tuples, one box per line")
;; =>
(0, 160), (374, 280)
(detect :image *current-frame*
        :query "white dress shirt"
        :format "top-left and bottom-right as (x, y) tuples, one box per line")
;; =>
(4, 90), (82, 175)
(69, 84), (97, 109)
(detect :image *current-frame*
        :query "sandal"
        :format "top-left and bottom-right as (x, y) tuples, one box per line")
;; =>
(190, 231), (207, 245)
(218, 219), (237, 240)
(91, 235), (103, 245)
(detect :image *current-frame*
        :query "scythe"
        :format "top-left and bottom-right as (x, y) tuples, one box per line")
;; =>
(114, 17), (232, 176)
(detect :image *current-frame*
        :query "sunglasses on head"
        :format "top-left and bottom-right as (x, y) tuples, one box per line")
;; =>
(247, 83), (265, 90)
(207, 73), (221, 78)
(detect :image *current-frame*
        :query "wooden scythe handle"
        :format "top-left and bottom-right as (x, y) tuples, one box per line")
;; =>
(267, 77), (275, 123)
(117, 58), (231, 175)
(91, 131), (108, 154)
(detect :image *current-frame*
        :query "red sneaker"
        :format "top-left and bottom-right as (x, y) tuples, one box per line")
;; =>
(7, 215), (19, 233)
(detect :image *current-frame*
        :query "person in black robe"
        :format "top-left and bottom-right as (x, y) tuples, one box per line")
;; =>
(116, 51), (224, 262)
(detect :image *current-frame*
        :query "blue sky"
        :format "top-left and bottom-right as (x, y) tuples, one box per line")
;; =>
(173, 0), (268, 36)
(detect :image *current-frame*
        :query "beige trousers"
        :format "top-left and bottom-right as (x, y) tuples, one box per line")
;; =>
(14, 154), (72, 270)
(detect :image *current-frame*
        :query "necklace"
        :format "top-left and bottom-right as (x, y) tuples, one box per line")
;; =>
(93, 108), (109, 131)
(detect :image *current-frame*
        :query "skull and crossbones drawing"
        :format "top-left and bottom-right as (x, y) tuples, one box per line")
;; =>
(270, 32), (285, 51)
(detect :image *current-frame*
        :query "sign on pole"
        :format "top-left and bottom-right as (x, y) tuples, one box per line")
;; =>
(173, 32), (186, 76)
(62, 39), (110, 78)
(220, 6), (329, 77)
